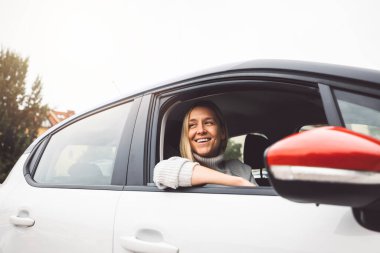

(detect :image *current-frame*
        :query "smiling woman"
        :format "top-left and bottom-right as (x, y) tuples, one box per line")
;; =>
(153, 101), (257, 189)
(181, 101), (227, 159)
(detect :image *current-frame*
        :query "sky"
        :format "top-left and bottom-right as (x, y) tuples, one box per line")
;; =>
(1, 0), (380, 113)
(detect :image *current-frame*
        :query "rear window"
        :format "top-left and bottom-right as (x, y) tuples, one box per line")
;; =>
(335, 90), (380, 139)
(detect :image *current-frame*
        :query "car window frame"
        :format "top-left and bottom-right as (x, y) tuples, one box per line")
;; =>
(24, 97), (142, 190)
(125, 70), (380, 194)
(126, 74), (330, 195)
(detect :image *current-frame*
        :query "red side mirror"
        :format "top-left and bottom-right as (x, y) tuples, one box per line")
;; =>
(266, 126), (380, 208)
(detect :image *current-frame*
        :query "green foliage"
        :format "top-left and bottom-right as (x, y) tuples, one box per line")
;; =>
(0, 49), (48, 182)
(224, 139), (242, 161)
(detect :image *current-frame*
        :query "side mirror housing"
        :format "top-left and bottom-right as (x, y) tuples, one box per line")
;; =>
(266, 126), (380, 208)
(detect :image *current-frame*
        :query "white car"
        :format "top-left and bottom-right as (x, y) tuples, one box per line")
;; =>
(1, 60), (380, 253)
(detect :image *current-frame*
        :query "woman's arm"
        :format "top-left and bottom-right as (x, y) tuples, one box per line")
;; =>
(154, 157), (255, 189)
(154, 157), (196, 189)
(191, 164), (255, 187)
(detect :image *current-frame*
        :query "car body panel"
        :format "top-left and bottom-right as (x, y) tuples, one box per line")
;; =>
(0, 154), (121, 253)
(113, 190), (379, 253)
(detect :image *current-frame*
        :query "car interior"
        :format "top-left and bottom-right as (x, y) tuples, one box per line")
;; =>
(160, 85), (328, 186)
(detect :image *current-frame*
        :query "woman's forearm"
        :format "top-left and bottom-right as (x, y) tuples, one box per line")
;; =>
(191, 165), (255, 187)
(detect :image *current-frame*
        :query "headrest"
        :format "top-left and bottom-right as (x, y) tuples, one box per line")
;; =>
(244, 134), (270, 169)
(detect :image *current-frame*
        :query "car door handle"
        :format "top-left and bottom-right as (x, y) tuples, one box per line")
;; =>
(10, 215), (35, 227)
(120, 236), (178, 253)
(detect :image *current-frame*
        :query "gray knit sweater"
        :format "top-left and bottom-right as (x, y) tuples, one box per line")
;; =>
(153, 154), (256, 189)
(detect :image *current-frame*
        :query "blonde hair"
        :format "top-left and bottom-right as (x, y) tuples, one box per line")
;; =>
(179, 101), (228, 161)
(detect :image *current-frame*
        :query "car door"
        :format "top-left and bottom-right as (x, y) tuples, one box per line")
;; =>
(0, 99), (138, 253)
(113, 75), (380, 253)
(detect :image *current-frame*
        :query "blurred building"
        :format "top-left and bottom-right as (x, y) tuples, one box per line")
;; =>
(38, 110), (75, 136)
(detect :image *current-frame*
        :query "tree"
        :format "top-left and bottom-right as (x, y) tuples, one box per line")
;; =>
(0, 49), (48, 182)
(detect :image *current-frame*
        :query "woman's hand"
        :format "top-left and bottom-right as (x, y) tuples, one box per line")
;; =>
(233, 176), (256, 187)
(191, 165), (256, 187)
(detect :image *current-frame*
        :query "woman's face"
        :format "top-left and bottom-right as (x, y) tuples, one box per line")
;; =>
(188, 106), (225, 157)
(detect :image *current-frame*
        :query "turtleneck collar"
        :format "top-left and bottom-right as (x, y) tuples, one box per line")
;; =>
(193, 153), (224, 170)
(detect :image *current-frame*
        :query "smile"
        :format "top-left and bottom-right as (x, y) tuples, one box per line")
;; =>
(195, 138), (211, 143)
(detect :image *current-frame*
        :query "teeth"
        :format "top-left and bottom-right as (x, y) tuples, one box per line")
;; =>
(196, 138), (210, 143)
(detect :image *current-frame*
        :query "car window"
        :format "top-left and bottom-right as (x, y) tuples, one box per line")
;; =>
(33, 102), (132, 186)
(335, 90), (380, 139)
(158, 87), (326, 188)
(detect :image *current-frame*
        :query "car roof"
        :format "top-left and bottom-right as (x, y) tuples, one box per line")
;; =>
(234, 59), (380, 83)
(148, 59), (380, 92)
